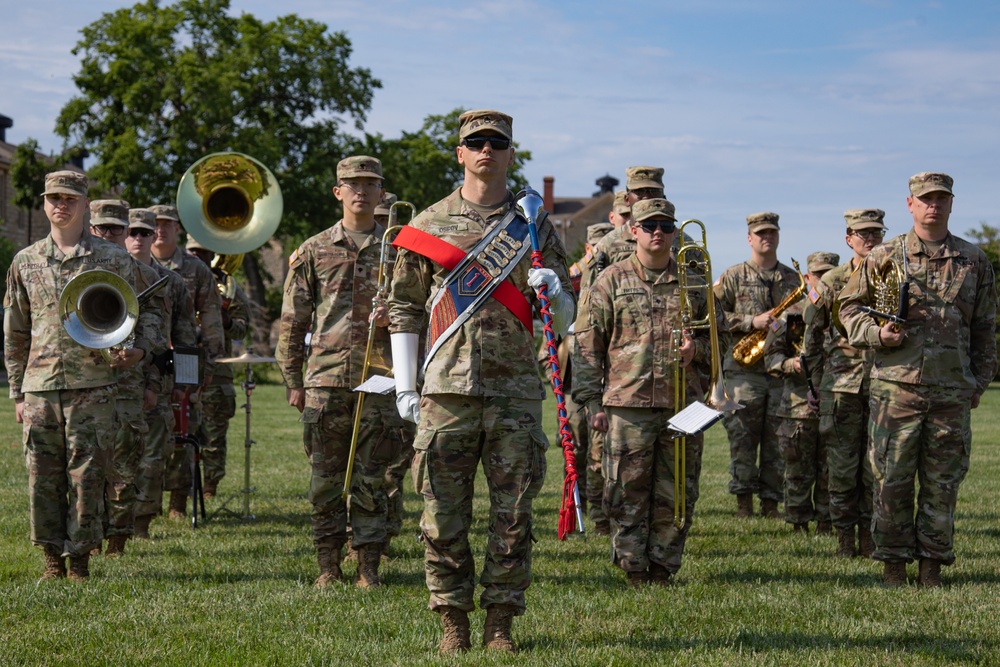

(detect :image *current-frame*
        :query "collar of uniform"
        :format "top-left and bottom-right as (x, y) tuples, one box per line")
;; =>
(628, 252), (678, 284)
(330, 219), (385, 250)
(904, 228), (958, 258)
(44, 230), (95, 260)
(450, 187), (514, 224)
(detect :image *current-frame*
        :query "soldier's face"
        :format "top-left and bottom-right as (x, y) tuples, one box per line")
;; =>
(457, 133), (514, 180)
(631, 217), (677, 255)
(907, 191), (953, 228)
(334, 178), (383, 216)
(126, 226), (155, 256)
(748, 228), (779, 254)
(154, 218), (180, 250)
(44, 193), (87, 229)
(625, 188), (662, 205)
(608, 209), (631, 228)
(846, 227), (884, 258)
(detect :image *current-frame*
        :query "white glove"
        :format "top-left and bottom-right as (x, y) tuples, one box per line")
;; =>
(548, 290), (575, 338)
(396, 390), (420, 424)
(391, 332), (420, 423)
(527, 267), (562, 299)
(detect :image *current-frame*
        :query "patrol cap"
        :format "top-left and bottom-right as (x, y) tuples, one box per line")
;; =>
(42, 170), (88, 197)
(747, 211), (780, 233)
(337, 155), (383, 181)
(909, 172), (954, 197)
(587, 222), (614, 245)
(150, 204), (180, 222)
(128, 208), (156, 231)
(807, 251), (839, 273)
(90, 199), (130, 227)
(625, 166), (664, 191)
(631, 198), (677, 223)
(844, 208), (885, 231)
(186, 236), (209, 252)
(458, 109), (513, 140)
(374, 192), (398, 216)
(612, 190), (629, 215)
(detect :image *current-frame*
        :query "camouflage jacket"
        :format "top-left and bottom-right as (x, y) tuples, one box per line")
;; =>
(573, 254), (713, 416)
(276, 220), (391, 390)
(713, 259), (802, 375)
(838, 230), (998, 393)
(388, 187), (573, 399)
(118, 258), (168, 397)
(154, 246), (225, 377)
(801, 260), (871, 395)
(577, 224), (636, 296)
(4, 232), (158, 398)
(763, 307), (816, 420)
(213, 281), (251, 383)
(147, 261), (199, 392)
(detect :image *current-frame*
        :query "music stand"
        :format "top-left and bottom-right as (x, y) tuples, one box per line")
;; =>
(212, 352), (287, 521)
(171, 347), (205, 529)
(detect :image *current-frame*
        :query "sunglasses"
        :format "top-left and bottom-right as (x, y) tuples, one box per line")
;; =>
(638, 220), (676, 234)
(92, 225), (126, 237)
(462, 135), (511, 151)
(129, 228), (155, 238)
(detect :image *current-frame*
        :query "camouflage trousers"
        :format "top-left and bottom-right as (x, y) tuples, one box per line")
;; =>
(722, 372), (784, 501)
(777, 416), (829, 525)
(868, 379), (972, 565)
(22, 386), (116, 556)
(413, 394), (547, 614)
(385, 421), (416, 539)
(587, 427), (606, 524)
(165, 390), (203, 493)
(605, 406), (703, 574)
(104, 398), (148, 537)
(199, 383), (237, 486)
(302, 387), (399, 548)
(821, 390), (873, 530)
(134, 381), (176, 518)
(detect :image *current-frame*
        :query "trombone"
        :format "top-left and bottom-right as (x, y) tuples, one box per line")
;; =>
(672, 220), (742, 529)
(342, 201), (416, 500)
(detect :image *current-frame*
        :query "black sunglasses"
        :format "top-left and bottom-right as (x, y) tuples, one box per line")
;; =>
(129, 228), (155, 238)
(638, 220), (676, 234)
(93, 225), (126, 237)
(462, 135), (511, 151)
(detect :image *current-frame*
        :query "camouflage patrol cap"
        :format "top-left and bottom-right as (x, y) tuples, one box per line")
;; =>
(631, 198), (677, 223)
(90, 199), (130, 227)
(909, 172), (954, 197)
(42, 170), (88, 197)
(458, 109), (513, 140)
(807, 251), (839, 273)
(150, 204), (180, 222)
(613, 190), (629, 215)
(844, 208), (885, 231)
(186, 236), (209, 252)
(747, 211), (780, 233)
(374, 192), (398, 216)
(128, 208), (156, 231)
(337, 155), (383, 181)
(587, 222), (614, 245)
(625, 166), (665, 191)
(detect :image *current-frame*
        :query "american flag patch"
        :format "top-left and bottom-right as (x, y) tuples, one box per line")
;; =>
(808, 285), (821, 304)
(770, 319), (782, 332)
(288, 247), (302, 266)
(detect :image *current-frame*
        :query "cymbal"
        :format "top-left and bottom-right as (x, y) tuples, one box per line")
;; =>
(216, 352), (277, 364)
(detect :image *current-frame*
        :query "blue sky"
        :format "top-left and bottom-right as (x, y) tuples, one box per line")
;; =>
(3, 0), (998, 270)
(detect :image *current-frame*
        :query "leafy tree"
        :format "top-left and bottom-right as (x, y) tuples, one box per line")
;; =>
(10, 139), (52, 244)
(967, 221), (1000, 379)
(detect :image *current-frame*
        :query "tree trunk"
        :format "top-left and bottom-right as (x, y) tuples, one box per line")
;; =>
(242, 252), (272, 353)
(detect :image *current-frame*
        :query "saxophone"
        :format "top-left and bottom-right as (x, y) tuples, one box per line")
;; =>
(732, 259), (806, 368)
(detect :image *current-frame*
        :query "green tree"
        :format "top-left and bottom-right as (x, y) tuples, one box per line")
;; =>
(10, 139), (51, 244)
(967, 221), (1000, 379)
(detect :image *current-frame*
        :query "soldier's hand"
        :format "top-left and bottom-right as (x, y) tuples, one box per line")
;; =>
(370, 303), (390, 328)
(792, 357), (804, 375)
(287, 387), (305, 413)
(110, 347), (146, 369)
(878, 323), (904, 348)
(678, 333), (696, 368)
(396, 390), (421, 424)
(972, 393), (982, 409)
(806, 388), (820, 412)
(14, 398), (24, 424)
(752, 310), (774, 331)
(528, 267), (563, 299)
(590, 411), (609, 433)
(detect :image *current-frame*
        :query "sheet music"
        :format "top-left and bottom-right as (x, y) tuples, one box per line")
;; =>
(353, 374), (396, 395)
(173, 351), (200, 386)
(668, 401), (723, 436)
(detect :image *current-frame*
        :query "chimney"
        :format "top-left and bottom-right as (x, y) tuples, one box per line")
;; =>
(543, 176), (554, 212)
(0, 114), (13, 143)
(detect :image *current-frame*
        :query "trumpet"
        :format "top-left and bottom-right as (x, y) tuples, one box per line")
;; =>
(732, 259), (806, 368)
(672, 221), (742, 528)
(342, 201), (416, 501)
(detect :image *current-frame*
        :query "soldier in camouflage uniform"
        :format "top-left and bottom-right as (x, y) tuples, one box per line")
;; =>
(276, 155), (402, 590)
(765, 252), (837, 535)
(714, 212), (801, 519)
(388, 110), (574, 654)
(574, 198), (717, 587)
(126, 209), (199, 538)
(151, 204), (226, 518)
(802, 209), (885, 558)
(374, 192), (398, 226)
(839, 172), (997, 587)
(185, 237), (252, 498)
(88, 200), (167, 557)
(4, 171), (157, 581)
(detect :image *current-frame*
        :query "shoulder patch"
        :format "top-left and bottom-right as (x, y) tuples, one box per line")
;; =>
(808, 285), (822, 305)
(288, 247), (303, 267)
(770, 319), (782, 333)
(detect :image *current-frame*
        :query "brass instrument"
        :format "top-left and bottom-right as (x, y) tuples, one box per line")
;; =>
(342, 201), (416, 501)
(672, 220), (743, 528)
(867, 255), (908, 331)
(732, 259), (806, 368)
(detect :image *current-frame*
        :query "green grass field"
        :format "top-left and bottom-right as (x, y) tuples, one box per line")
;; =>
(1, 382), (999, 666)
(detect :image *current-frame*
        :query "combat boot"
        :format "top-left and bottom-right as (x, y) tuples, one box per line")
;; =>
(68, 554), (90, 582)
(836, 527), (856, 558)
(761, 498), (781, 519)
(168, 490), (187, 519)
(437, 606), (471, 655)
(380, 535), (393, 563)
(883, 561), (907, 587)
(626, 570), (651, 588)
(42, 544), (66, 580)
(736, 493), (754, 518)
(133, 514), (152, 540)
(343, 541), (359, 563)
(483, 603), (518, 653)
(649, 563), (673, 586)
(203, 480), (217, 500)
(105, 535), (128, 558)
(90, 542), (102, 556)
(918, 558), (943, 588)
(816, 520), (832, 535)
(858, 528), (875, 558)
(313, 538), (343, 588)
(354, 543), (382, 589)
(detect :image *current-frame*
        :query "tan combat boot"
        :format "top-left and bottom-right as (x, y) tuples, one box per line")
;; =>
(354, 543), (382, 589)
(105, 534), (128, 558)
(133, 514), (153, 540)
(483, 603), (518, 653)
(918, 558), (942, 588)
(736, 494), (754, 518)
(313, 538), (343, 588)
(437, 607), (471, 655)
(68, 554), (90, 582)
(380, 535), (393, 563)
(42, 544), (66, 580)
(836, 527), (856, 558)
(203, 480), (217, 500)
(761, 498), (781, 519)
(168, 491), (187, 519)
(883, 561), (907, 587)
(626, 570), (651, 588)
(858, 528), (875, 558)
(649, 563), (673, 586)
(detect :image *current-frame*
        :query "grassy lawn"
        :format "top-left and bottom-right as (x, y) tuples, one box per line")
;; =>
(1, 381), (999, 666)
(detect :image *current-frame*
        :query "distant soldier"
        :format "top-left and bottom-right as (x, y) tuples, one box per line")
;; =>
(373, 192), (398, 226)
